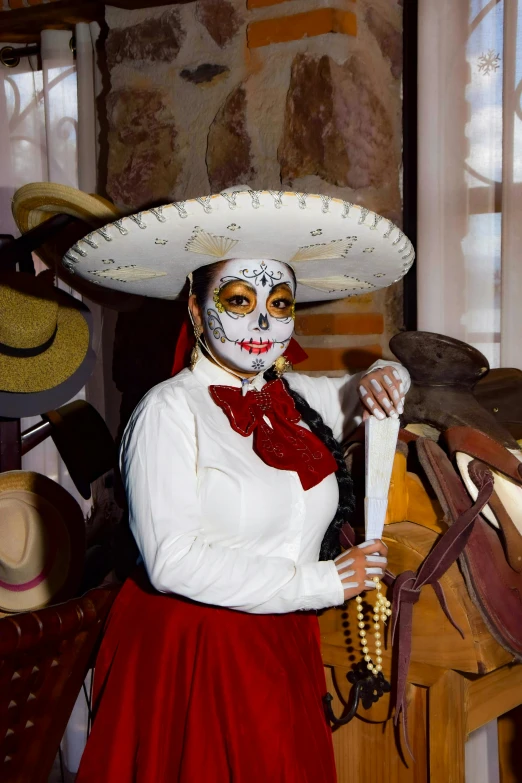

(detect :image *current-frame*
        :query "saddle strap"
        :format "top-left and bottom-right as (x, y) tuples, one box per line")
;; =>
(445, 425), (522, 483)
(467, 460), (522, 573)
(391, 437), (494, 755)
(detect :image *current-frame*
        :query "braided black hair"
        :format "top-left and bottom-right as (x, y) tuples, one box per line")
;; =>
(263, 366), (354, 560)
(192, 261), (355, 561)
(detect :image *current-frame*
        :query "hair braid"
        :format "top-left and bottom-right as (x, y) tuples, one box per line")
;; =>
(264, 367), (355, 560)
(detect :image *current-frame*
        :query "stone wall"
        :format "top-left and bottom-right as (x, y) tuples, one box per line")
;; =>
(103, 0), (404, 377)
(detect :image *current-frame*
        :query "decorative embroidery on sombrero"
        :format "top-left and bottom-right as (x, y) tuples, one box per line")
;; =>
(90, 266), (167, 282)
(289, 237), (358, 263)
(185, 227), (239, 259)
(297, 276), (375, 293)
(202, 259), (295, 374)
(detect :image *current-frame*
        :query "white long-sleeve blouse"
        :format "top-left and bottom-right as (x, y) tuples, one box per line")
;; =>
(120, 353), (409, 614)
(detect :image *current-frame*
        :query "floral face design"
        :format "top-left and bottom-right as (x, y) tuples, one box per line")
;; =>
(203, 259), (296, 374)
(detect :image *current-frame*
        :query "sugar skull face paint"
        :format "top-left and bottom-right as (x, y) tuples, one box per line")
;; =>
(202, 259), (296, 374)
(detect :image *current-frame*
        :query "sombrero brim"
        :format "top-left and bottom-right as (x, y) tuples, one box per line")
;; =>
(0, 471), (85, 613)
(0, 303), (95, 419)
(60, 190), (415, 303)
(11, 183), (144, 313)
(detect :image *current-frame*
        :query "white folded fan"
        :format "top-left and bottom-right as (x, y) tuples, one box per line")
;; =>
(365, 416), (401, 541)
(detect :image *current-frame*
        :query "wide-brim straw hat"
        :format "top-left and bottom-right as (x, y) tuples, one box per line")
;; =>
(59, 188), (414, 303)
(0, 471), (85, 613)
(13, 182), (119, 234)
(11, 183), (143, 312)
(0, 271), (95, 419)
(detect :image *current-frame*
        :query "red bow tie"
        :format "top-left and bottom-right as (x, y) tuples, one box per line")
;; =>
(209, 379), (338, 490)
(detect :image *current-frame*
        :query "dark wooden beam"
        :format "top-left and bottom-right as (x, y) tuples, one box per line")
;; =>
(0, 419), (21, 472)
(0, 1), (102, 42)
(402, 0), (418, 332)
(0, 0), (193, 43)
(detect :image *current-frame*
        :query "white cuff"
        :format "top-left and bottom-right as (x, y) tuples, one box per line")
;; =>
(299, 560), (345, 610)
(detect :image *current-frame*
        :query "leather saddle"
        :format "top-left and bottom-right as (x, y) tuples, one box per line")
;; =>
(415, 431), (522, 660)
(387, 332), (522, 669)
(390, 330), (520, 449)
(475, 367), (522, 441)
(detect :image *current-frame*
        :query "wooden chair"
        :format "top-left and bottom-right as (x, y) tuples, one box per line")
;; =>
(0, 585), (119, 783)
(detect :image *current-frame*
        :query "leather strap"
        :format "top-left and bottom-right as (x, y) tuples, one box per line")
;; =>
(390, 437), (494, 756)
(445, 426), (522, 483)
(468, 460), (522, 573)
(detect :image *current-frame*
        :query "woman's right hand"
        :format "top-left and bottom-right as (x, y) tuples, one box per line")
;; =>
(334, 539), (388, 602)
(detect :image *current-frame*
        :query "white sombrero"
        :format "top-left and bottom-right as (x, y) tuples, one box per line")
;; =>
(61, 189), (415, 303)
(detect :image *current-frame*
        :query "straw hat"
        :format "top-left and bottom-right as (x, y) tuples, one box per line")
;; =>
(11, 183), (143, 312)
(0, 271), (95, 418)
(12, 182), (120, 234)
(59, 188), (414, 302)
(0, 471), (85, 613)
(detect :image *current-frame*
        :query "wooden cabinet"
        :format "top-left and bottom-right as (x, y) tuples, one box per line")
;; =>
(321, 521), (522, 782)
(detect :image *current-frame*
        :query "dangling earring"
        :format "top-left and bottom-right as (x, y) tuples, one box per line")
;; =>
(190, 325), (203, 370)
(273, 355), (292, 378)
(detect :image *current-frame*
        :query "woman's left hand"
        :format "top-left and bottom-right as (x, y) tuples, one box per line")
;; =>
(358, 366), (405, 421)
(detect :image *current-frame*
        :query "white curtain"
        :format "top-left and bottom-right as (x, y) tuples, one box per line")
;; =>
(0, 25), (114, 779)
(417, 3), (520, 781)
(0, 25), (106, 516)
(417, 0), (522, 371)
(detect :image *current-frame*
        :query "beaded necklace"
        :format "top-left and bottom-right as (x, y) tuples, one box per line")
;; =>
(355, 577), (392, 675)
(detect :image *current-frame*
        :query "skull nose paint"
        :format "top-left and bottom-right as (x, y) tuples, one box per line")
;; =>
(258, 313), (269, 331)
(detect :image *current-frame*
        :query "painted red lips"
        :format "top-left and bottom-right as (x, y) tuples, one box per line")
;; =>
(237, 339), (274, 355)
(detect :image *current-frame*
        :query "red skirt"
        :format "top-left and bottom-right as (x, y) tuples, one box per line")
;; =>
(76, 569), (337, 783)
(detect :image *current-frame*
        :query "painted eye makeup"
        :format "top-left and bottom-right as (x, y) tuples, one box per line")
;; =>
(217, 281), (256, 314)
(266, 284), (295, 318)
(227, 295), (251, 307)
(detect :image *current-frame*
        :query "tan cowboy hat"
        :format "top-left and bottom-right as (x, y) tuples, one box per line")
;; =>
(0, 471), (85, 613)
(60, 187), (415, 302)
(0, 272), (95, 419)
(11, 183), (143, 312)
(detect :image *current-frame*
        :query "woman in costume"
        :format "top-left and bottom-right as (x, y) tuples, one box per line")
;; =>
(72, 189), (414, 782)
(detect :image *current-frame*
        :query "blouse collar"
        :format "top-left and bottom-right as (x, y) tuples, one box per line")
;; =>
(191, 353), (267, 392)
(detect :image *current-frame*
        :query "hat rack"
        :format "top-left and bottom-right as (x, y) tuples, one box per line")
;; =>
(0, 214), (86, 473)
(0, 213), (77, 272)
(0, 419), (21, 472)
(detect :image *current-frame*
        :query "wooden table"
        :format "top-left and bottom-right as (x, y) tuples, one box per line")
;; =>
(320, 520), (522, 782)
